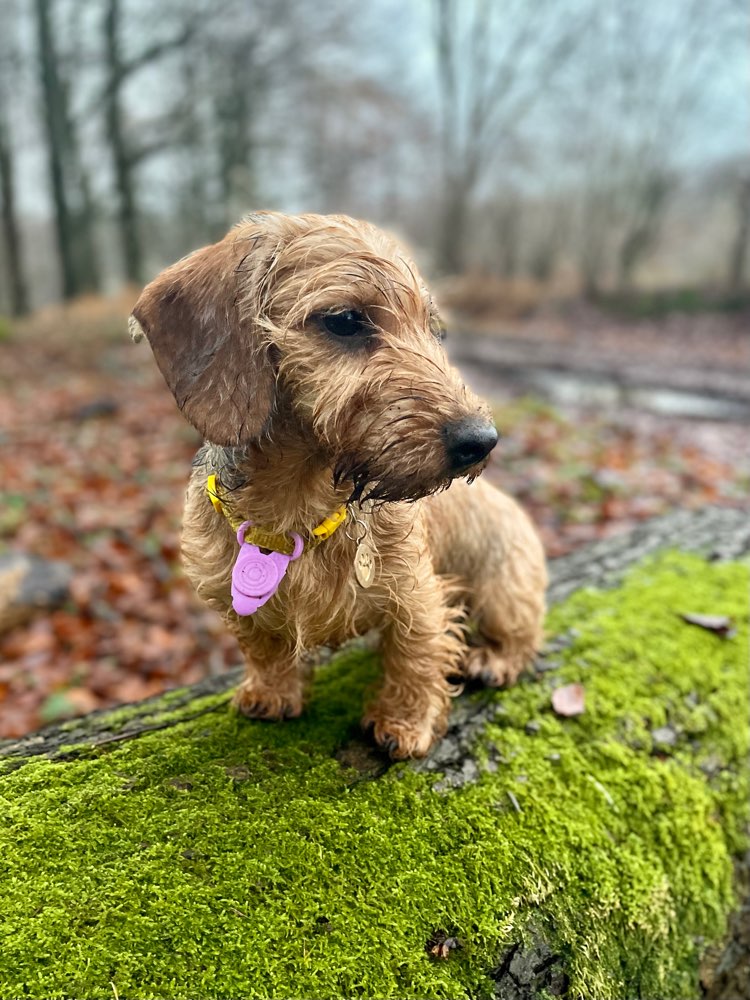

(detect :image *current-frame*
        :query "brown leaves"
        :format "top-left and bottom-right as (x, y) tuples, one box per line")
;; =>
(427, 931), (461, 960)
(551, 683), (586, 717)
(0, 307), (237, 738)
(487, 396), (748, 559)
(679, 613), (737, 639)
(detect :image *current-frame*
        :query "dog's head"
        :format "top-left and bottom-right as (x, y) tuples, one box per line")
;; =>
(130, 212), (497, 502)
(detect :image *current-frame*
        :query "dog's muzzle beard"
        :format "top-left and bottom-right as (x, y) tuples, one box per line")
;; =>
(334, 457), (454, 505)
(329, 412), (498, 505)
(333, 450), (492, 505)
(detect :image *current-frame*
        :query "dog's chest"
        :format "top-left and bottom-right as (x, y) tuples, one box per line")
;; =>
(252, 538), (379, 645)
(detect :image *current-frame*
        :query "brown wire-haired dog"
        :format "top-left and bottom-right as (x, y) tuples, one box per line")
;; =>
(129, 212), (547, 759)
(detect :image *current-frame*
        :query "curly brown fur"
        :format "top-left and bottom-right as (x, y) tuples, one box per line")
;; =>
(130, 212), (547, 759)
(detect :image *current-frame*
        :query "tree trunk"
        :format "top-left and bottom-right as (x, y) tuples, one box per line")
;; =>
(215, 45), (255, 228)
(616, 172), (672, 294)
(72, 160), (101, 293)
(437, 179), (471, 275)
(434, 0), (468, 277)
(34, 0), (77, 300)
(727, 175), (750, 293)
(103, 0), (142, 285)
(176, 55), (211, 248)
(0, 105), (30, 316)
(497, 200), (521, 278)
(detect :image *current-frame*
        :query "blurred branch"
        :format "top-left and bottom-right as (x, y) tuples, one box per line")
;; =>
(105, 24), (195, 96)
(125, 121), (186, 168)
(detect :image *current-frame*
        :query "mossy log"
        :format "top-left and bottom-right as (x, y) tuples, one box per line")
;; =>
(1, 507), (748, 1000)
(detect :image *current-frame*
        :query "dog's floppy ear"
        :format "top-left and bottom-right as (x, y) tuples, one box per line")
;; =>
(129, 235), (276, 446)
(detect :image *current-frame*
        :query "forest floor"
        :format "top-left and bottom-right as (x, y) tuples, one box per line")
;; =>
(0, 295), (748, 738)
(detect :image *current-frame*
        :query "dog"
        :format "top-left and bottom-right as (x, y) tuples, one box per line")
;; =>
(129, 212), (547, 759)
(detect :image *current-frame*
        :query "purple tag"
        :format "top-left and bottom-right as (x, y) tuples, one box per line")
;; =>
(231, 521), (303, 616)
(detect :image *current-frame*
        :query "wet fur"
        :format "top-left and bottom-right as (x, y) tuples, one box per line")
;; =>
(131, 212), (547, 758)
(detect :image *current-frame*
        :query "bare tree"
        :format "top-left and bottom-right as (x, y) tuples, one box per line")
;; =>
(202, 0), (322, 229)
(527, 198), (568, 283)
(0, 105), (29, 316)
(0, 5), (29, 316)
(102, 0), (194, 283)
(213, 38), (258, 225)
(560, 0), (743, 295)
(35, 0), (77, 298)
(172, 50), (214, 249)
(494, 198), (522, 278)
(34, 0), (99, 299)
(727, 172), (750, 293)
(1, 0), (742, 303)
(431, 0), (582, 275)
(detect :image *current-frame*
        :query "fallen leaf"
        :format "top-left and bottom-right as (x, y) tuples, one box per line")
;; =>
(551, 683), (585, 717)
(679, 613), (736, 639)
(427, 931), (461, 960)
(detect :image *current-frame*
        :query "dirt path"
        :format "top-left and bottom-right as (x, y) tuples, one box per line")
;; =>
(448, 309), (750, 473)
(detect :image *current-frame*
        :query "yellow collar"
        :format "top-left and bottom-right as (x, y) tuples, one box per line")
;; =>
(206, 474), (347, 555)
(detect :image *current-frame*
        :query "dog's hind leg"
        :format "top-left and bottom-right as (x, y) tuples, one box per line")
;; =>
(463, 570), (545, 687)
(425, 477), (547, 689)
(462, 508), (547, 688)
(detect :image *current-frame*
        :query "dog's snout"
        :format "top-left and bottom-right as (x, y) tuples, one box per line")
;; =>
(443, 418), (498, 472)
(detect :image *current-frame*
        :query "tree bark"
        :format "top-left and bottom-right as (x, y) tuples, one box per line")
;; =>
(727, 175), (750, 294)
(100, 2), (193, 280)
(69, 144), (101, 294)
(0, 104), (29, 316)
(438, 180), (471, 276)
(103, 0), (142, 285)
(34, 0), (77, 300)
(215, 43), (256, 228)
(616, 172), (673, 294)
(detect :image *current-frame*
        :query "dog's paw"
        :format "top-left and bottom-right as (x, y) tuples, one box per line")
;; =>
(362, 711), (446, 760)
(462, 645), (529, 687)
(233, 680), (303, 721)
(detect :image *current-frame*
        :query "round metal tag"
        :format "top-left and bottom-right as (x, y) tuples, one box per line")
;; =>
(354, 542), (376, 588)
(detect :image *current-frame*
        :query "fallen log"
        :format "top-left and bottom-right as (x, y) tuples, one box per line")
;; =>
(0, 507), (748, 1000)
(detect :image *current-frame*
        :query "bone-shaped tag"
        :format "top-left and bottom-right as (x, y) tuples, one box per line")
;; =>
(231, 521), (303, 616)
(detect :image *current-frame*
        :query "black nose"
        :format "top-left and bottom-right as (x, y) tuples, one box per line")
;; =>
(443, 418), (499, 472)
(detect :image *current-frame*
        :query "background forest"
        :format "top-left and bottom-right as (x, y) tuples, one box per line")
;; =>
(0, 0), (748, 310)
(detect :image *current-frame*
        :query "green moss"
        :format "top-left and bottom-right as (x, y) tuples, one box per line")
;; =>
(0, 553), (747, 999)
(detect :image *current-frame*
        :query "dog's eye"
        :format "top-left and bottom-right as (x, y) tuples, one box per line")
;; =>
(320, 310), (369, 338)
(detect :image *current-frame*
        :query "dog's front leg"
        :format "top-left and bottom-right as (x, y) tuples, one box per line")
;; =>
(227, 618), (306, 721)
(364, 558), (464, 759)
